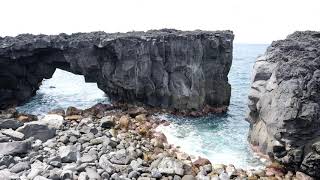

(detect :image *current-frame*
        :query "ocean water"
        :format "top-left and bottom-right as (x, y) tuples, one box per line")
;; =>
(16, 69), (109, 116)
(17, 44), (269, 169)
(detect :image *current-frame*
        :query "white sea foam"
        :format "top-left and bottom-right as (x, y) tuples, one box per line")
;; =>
(155, 114), (266, 170)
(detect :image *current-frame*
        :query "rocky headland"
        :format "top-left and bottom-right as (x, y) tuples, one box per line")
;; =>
(247, 31), (320, 178)
(0, 29), (233, 113)
(0, 103), (310, 180)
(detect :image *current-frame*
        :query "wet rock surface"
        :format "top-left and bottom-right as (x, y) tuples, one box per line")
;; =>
(247, 31), (320, 178)
(0, 104), (306, 179)
(0, 29), (233, 112)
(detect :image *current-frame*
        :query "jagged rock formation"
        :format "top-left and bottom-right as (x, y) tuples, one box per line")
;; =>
(247, 31), (320, 177)
(0, 29), (234, 111)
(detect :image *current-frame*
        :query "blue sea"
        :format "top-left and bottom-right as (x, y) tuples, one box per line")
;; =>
(17, 44), (269, 169)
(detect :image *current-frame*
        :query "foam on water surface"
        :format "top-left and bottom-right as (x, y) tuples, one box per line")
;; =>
(156, 114), (266, 170)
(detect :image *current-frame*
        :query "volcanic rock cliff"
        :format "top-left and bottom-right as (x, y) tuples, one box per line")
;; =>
(0, 29), (234, 111)
(247, 31), (320, 177)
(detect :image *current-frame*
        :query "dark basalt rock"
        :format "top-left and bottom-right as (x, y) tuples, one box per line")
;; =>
(0, 29), (234, 111)
(0, 118), (23, 130)
(16, 123), (56, 141)
(247, 31), (320, 177)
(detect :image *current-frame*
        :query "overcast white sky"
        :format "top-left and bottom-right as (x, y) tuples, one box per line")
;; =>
(0, 0), (319, 43)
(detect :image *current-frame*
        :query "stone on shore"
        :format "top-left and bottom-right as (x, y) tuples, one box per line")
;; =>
(128, 107), (147, 117)
(0, 118), (23, 130)
(78, 172), (89, 180)
(10, 161), (30, 173)
(157, 157), (184, 176)
(34, 176), (50, 180)
(100, 116), (115, 129)
(16, 122), (56, 141)
(0, 133), (10, 142)
(80, 154), (96, 163)
(58, 145), (80, 163)
(40, 114), (64, 129)
(176, 152), (190, 161)
(135, 114), (147, 122)
(66, 106), (82, 116)
(1, 129), (24, 140)
(0, 169), (15, 180)
(128, 170), (140, 179)
(110, 149), (132, 165)
(0, 141), (31, 155)
(48, 108), (65, 116)
(130, 159), (143, 171)
(85, 167), (101, 180)
(17, 114), (37, 122)
(65, 115), (82, 121)
(182, 175), (196, 180)
(193, 157), (211, 168)
(48, 156), (62, 168)
(61, 170), (73, 179)
(27, 161), (49, 179)
(119, 115), (130, 130)
(0, 154), (15, 167)
(99, 155), (116, 174)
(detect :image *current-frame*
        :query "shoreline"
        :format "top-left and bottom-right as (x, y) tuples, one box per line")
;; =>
(0, 103), (314, 179)
(154, 115), (267, 171)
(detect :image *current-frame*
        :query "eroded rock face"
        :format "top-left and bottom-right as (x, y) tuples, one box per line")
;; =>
(247, 31), (320, 177)
(0, 29), (233, 111)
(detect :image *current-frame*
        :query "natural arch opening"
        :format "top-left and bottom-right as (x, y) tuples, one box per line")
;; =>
(0, 30), (234, 112)
(16, 68), (109, 115)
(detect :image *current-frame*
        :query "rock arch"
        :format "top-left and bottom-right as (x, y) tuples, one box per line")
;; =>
(0, 29), (234, 111)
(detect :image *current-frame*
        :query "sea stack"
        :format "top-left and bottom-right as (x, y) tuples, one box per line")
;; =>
(0, 29), (234, 112)
(247, 31), (320, 177)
